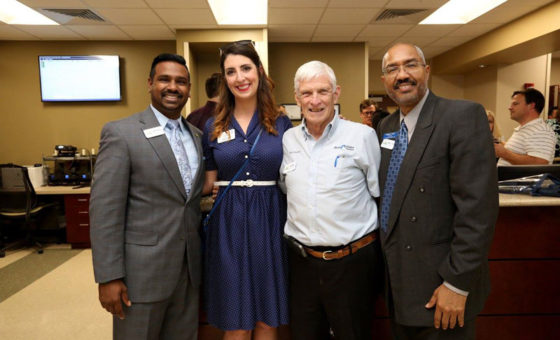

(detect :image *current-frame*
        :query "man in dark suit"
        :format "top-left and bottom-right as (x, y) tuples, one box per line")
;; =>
(377, 43), (498, 339)
(90, 53), (204, 339)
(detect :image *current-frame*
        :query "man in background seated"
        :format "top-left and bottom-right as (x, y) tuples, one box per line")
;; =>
(186, 72), (221, 131)
(496, 88), (556, 165)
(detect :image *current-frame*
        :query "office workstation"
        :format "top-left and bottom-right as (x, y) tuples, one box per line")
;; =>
(2, 1), (560, 339)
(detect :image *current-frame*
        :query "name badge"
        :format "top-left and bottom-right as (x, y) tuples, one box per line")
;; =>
(217, 129), (235, 143)
(283, 162), (296, 174)
(381, 138), (395, 150)
(143, 126), (165, 138)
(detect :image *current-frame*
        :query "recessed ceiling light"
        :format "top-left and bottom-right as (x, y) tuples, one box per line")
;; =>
(479, 64), (487, 68)
(420, 0), (507, 25)
(0, 0), (58, 25)
(208, 0), (267, 25)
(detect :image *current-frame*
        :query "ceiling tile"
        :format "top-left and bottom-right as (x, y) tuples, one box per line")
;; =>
(19, 0), (85, 7)
(394, 35), (440, 47)
(428, 35), (474, 47)
(320, 8), (378, 24)
(0, 24), (38, 40)
(314, 25), (364, 37)
(268, 0), (328, 8)
(67, 25), (131, 39)
(328, 0), (387, 8)
(145, 0), (208, 8)
(170, 24), (218, 30)
(448, 23), (501, 37)
(268, 25), (316, 37)
(269, 8), (324, 25)
(269, 36), (312, 42)
(118, 25), (175, 40)
(82, 0), (147, 8)
(14, 25), (85, 39)
(385, 0), (447, 9)
(95, 9), (163, 25)
(311, 35), (357, 42)
(404, 24), (460, 37)
(366, 36), (397, 47)
(155, 8), (216, 25)
(358, 24), (413, 38)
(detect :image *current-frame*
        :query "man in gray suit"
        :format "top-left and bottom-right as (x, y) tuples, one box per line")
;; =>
(90, 53), (203, 340)
(377, 43), (498, 339)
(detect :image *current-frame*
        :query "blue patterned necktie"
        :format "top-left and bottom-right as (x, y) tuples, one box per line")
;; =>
(166, 120), (192, 195)
(380, 120), (408, 232)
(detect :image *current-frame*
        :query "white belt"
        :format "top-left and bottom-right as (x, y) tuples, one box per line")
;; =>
(214, 180), (277, 187)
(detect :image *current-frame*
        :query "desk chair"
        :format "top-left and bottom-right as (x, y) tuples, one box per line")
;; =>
(0, 164), (56, 257)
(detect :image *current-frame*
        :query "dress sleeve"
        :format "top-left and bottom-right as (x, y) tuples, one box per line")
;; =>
(203, 118), (217, 171)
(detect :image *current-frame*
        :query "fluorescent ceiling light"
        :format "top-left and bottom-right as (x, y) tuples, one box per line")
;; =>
(0, 0), (58, 25)
(208, 0), (267, 25)
(420, 0), (507, 25)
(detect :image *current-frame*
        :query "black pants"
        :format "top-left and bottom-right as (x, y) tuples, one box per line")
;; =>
(287, 240), (382, 340)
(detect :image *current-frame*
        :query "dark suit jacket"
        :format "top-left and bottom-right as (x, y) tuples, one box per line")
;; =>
(90, 107), (204, 303)
(377, 92), (499, 326)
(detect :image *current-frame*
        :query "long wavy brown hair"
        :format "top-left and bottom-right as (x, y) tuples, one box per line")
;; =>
(211, 41), (280, 140)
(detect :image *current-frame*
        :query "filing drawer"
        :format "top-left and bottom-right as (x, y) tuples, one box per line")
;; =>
(64, 194), (90, 248)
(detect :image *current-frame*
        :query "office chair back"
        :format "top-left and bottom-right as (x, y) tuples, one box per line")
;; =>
(0, 164), (36, 224)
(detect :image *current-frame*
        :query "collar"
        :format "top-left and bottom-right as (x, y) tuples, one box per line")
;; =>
(515, 117), (542, 131)
(301, 112), (340, 141)
(151, 104), (185, 133)
(399, 89), (429, 124)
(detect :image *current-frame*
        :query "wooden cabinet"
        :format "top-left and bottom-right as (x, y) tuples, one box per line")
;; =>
(64, 194), (90, 248)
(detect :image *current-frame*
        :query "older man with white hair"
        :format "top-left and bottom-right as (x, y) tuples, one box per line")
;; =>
(279, 60), (382, 340)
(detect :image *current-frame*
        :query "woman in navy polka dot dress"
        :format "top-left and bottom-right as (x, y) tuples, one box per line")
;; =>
(202, 40), (292, 340)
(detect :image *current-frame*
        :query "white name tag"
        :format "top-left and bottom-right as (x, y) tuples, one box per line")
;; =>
(381, 138), (395, 150)
(283, 162), (296, 174)
(143, 126), (165, 138)
(217, 129), (235, 143)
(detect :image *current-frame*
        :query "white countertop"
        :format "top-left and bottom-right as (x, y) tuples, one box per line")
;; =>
(499, 193), (560, 207)
(35, 186), (90, 195)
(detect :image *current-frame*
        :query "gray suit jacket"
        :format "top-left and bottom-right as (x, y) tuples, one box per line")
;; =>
(377, 92), (499, 326)
(90, 106), (204, 303)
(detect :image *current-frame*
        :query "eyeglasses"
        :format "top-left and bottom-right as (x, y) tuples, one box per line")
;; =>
(219, 40), (255, 56)
(383, 61), (425, 76)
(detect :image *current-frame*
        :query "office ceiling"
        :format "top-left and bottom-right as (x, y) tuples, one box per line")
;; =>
(0, 0), (554, 59)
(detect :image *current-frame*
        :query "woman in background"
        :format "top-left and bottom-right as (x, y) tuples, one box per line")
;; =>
(487, 110), (503, 143)
(202, 40), (291, 340)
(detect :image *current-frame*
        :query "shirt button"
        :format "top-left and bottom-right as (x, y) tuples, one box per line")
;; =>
(405, 245), (412, 251)
(244, 155), (248, 159)
(246, 172), (250, 176)
(419, 186), (425, 193)
(410, 216), (417, 222)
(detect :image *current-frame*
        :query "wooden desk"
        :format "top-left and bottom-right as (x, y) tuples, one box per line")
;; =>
(35, 186), (91, 248)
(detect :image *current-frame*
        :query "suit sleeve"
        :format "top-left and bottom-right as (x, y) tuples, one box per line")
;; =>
(90, 122), (131, 284)
(438, 102), (499, 291)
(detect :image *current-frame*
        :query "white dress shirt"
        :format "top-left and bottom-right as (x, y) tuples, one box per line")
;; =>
(279, 113), (381, 247)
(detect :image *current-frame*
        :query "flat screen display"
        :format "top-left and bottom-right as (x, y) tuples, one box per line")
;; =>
(38, 55), (121, 102)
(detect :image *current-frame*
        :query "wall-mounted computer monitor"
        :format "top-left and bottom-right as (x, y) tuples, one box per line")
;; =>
(38, 55), (121, 102)
(497, 165), (560, 181)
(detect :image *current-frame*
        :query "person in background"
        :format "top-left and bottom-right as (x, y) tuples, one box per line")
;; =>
(546, 105), (560, 158)
(377, 43), (498, 340)
(496, 88), (556, 165)
(202, 40), (291, 340)
(486, 110), (503, 143)
(90, 53), (203, 340)
(280, 60), (382, 340)
(372, 106), (390, 131)
(187, 72), (221, 131)
(359, 98), (376, 128)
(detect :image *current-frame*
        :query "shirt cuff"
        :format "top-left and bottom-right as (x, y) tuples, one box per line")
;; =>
(444, 281), (469, 296)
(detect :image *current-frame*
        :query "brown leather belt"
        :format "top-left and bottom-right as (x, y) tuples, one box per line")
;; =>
(304, 232), (377, 261)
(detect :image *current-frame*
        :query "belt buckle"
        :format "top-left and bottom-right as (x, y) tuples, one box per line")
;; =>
(322, 250), (334, 260)
(244, 179), (254, 187)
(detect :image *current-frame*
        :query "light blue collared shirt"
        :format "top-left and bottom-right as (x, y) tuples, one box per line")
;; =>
(280, 113), (381, 246)
(151, 104), (199, 178)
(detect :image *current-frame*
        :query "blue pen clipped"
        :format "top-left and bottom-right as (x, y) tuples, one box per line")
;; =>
(334, 155), (341, 167)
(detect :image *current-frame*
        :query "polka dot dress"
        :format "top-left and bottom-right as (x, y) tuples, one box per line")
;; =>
(202, 113), (292, 330)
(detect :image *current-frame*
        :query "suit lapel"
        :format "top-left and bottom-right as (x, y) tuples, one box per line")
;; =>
(385, 93), (437, 239)
(139, 108), (187, 199)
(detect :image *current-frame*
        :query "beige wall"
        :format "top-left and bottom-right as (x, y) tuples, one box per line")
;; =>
(430, 74), (464, 100)
(551, 58), (560, 85)
(0, 40), (175, 165)
(464, 65), (498, 113)
(269, 42), (367, 123)
(193, 52), (220, 109)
